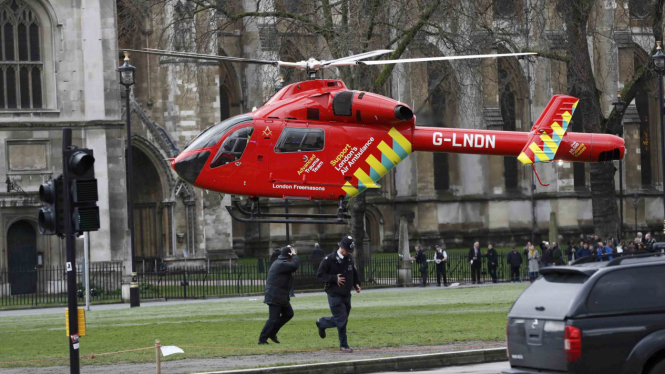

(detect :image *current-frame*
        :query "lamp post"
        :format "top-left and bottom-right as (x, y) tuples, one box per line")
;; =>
(613, 90), (627, 241)
(118, 51), (139, 308)
(652, 41), (665, 238)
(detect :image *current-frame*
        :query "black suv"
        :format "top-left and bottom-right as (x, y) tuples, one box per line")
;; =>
(503, 253), (665, 374)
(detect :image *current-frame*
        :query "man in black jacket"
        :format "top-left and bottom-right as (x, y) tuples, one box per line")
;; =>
(315, 235), (361, 352)
(468, 241), (482, 284)
(413, 246), (428, 287)
(486, 244), (498, 283)
(258, 246), (299, 345)
(506, 246), (523, 282)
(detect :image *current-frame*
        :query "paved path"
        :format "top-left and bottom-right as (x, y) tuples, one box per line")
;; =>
(0, 282), (516, 317)
(0, 343), (507, 374)
(376, 361), (510, 373)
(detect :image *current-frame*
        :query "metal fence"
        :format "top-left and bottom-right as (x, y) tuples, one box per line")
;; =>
(0, 262), (123, 307)
(0, 252), (586, 306)
(414, 252), (535, 285)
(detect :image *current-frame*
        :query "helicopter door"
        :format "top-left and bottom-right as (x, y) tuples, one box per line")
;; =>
(271, 125), (328, 193)
(208, 124), (257, 185)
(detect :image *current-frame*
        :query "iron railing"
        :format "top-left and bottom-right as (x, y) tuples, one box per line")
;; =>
(0, 262), (123, 307)
(5, 251), (638, 306)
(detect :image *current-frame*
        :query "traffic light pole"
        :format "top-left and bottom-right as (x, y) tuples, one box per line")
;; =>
(125, 85), (140, 307)
(62, 129), (80, 374)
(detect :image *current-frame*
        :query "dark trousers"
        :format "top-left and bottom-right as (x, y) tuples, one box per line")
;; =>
(488, 266), (497, 282)
(510, 266), (520, 281)
(318, 293), (352, 347)
(471, 264), (481, 283)
(420, 267), (427, 286)
(436, 264), (447, 285)
(259, 304), (294, 342)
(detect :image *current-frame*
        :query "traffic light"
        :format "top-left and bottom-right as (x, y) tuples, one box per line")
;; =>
(64, 148), (100, 234)
(38, 175), (64, 235)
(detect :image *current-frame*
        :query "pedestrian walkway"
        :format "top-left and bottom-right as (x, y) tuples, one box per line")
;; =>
(0, 281), (523, 317)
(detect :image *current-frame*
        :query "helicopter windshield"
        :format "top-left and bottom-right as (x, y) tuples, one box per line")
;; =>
(184, 115), (253, 152)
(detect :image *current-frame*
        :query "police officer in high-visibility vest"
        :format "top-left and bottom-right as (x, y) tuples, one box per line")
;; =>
(315, 235), (361, 352)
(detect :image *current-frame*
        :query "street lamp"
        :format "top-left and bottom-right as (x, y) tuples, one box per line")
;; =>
(652, 41), (665, 238)
(613, 90), (627, 242)
(118, 51), (139, 308)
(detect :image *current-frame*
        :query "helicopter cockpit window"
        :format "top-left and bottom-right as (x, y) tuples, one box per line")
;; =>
(185, 115), (253, 152)
(210, 126), (255, 168)
(275, 128), (325, 153)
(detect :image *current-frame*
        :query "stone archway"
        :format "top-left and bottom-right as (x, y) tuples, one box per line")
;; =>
(131, 137), (176, 262)
(7, 219), (37, 295)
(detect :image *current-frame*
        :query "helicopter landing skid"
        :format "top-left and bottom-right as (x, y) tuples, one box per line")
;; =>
(225, 198), (350, 225)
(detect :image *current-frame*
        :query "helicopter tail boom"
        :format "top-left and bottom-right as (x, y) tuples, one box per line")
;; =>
(411, 126), (624, 163)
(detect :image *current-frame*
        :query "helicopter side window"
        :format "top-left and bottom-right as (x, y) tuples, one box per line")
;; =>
(275, 128), (325, 153)
(210, 126), (255, 168)
(185, 115), (253, 152)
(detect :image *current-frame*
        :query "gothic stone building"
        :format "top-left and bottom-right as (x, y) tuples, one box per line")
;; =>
(0, 0), (127, 293)
(122, 0), (664, 260)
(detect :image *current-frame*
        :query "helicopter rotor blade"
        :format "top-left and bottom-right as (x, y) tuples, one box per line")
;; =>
(359, 52), (537, 65)
(322, 49), (394, 67)
(122, 48), (281, 66)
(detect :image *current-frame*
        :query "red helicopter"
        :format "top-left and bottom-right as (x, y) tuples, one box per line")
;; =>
(126, 48), (625, 224)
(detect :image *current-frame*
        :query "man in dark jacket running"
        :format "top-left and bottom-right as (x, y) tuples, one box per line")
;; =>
(258, 246), (299, 345)
(315, 235), (361, 352)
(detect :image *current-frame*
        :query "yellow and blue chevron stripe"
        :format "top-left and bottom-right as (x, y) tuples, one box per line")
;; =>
(343, 127), (412, 198)
(517, 96), (579, 165)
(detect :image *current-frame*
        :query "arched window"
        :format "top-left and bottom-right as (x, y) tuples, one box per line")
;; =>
(0, 0), (42, 109)
(494, 0), (515, 18)
(499, 66), (518, 191)
(629, 0), (649, 19)
(429, 61), (450, 191)
(635, 89), (652, 186)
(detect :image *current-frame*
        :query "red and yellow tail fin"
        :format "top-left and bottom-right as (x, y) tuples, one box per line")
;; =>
(517, 95), (579, 165)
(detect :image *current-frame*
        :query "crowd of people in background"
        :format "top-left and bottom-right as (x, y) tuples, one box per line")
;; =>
(265, 232), (661, 289)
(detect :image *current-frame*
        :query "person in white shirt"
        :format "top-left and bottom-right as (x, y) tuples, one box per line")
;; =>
(434, 244), (448, 287)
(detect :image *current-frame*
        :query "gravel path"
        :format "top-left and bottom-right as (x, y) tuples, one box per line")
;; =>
(0, 341), (505, 374)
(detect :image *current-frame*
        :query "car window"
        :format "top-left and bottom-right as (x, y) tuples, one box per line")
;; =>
(587, 266), (665, 313)
(210, 126), (254, 168)
(275, 128), (325, 153)
(508, 271), (589, 319)
(185, 115), (253, 151)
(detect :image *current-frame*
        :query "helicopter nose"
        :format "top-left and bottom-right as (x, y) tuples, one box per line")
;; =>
(173, 151), (210, 185)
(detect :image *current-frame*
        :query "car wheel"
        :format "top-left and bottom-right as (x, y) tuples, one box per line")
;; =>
(650, 359), (665, 374)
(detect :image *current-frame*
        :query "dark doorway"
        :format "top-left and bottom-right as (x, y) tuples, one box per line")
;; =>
(7, 220), (37, 295)
(220, 88), (230, 121)
(132, 146), (168, 262)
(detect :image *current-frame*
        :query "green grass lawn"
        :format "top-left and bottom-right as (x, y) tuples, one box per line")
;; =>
(0, 285), (526, 367)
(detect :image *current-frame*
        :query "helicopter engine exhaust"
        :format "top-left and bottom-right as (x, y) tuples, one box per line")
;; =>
(394, 105), (413, 121)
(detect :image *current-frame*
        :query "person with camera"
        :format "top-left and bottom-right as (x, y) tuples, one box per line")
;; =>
(315, 235), (361, 352)
(258, 246), (299, 345)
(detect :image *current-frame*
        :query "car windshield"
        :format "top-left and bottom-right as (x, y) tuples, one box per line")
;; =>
(184, 115), (253, 151)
